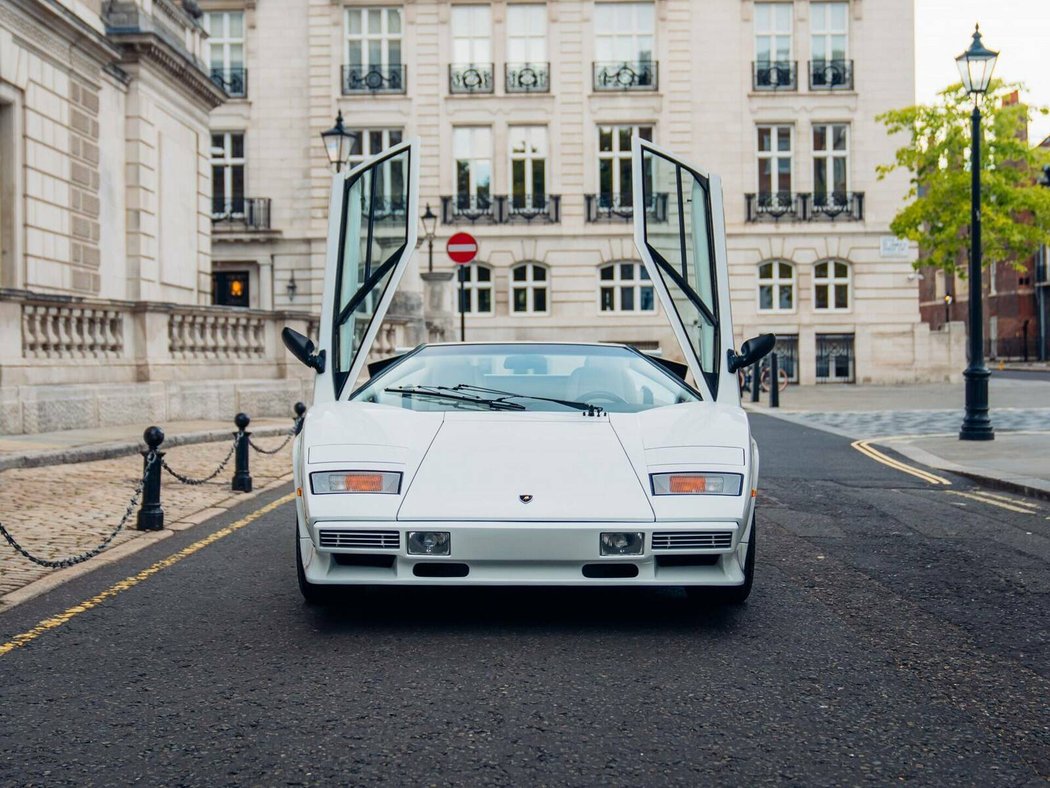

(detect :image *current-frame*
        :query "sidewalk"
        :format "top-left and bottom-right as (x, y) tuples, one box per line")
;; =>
(0, 419), (298, 608)
(746, 378), (1050, 498)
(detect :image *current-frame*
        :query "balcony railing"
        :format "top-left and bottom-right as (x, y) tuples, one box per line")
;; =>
(505, 62), (550, 93)
(744, 192), (864, 222)
(584, 193), (668, 223)
(809, 191), (864, 221)
(210, 66), (247, 98)
(212, 197), (272, 231)
(342, 64), (407, 94)
(593, 61), (658, 91)
(449, 63), (494, 94)
(752, 61), (797, 91)
(809, 59), (854, 90)
(441, 195), (562, 224)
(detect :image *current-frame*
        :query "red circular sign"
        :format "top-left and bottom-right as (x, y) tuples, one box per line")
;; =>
(446, 232), (478, 265)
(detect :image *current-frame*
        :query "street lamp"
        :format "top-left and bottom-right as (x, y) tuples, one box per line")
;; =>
(320, 111), (353, 173)
(956, 24), (998, 441)
(421, 203), (437, 273)
(943, 293), (953, 326)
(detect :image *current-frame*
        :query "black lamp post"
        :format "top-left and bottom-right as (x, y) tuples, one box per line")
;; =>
(421, 203), (437, 273)
(956, 24), (998, 441)
(320, 111), (353, 173)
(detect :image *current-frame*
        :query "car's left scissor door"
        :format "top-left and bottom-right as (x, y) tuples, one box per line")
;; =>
(313, 138), (419, 404)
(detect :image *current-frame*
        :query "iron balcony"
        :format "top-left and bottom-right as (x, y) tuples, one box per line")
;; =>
(449, 63), (495, 94)
(809, 59), (854, 91)
(744, 192), (864, 222)
(592, 61), (658, 91)
(210, 66), (247, 98)
(212, 197), (272, 231)
(752, 61), (797, 92)
(584, 193), (668, 223)
(441, 195), (561, 224)
(505, 62), (550, 93)
(342, 64), (407, 94)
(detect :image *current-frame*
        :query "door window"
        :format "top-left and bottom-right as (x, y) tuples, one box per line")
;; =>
(332, 146), (411, 396)
(510, 126), (547, 211)
(454, 127), (492, 211)
(594, 2), (654, 63)
(507, 5), (547, 63)
(345, 8), (402, 70)
(211, 132), (244, 218)
(452, 5), (492, 63)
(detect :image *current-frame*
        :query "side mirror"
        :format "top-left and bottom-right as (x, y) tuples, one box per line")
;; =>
(282, 327), (325, 373)
(727, 333), (776, 374)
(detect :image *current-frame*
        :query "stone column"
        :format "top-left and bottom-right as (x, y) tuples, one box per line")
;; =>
(421, 271), (455, 344)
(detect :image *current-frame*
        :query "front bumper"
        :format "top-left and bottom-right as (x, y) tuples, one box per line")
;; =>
(300, 520), (751, 586)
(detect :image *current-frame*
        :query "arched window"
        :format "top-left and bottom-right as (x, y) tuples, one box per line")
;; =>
(511, 263), (548, 314)
(757, 261), (795, 312)
(599, 262), (655, 312)
(458, 263), (493, 314)
(814, 260), (850, 310)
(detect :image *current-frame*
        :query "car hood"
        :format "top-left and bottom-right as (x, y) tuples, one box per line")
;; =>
(398, 412), (655, 522)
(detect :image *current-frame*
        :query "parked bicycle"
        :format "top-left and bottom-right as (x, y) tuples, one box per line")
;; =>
(738, 361), (789, 393)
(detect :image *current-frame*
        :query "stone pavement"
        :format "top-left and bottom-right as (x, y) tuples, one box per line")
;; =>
(747, 376), (1050, 496)
(0, 427), (296, 603)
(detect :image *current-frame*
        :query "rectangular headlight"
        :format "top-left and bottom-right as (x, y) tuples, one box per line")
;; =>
(407, 531), (451, 556)
(309, 470), (402, 494)
(600, 532), (644, 556)
(650, 472), (743, 496)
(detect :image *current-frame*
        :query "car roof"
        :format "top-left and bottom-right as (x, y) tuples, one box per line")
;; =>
(420, 341), (631, 349)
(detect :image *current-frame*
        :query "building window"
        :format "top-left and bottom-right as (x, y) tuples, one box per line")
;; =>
(507, 4), (547, 65)
(511, 263), (549, 314)
(509, 126), (547, 212)
(212, 271), (250, 308)
(598, 125), (652, 209)
(599, 262), (655, 312)
(204, 12), (246, 97)
(754, 2), (793, 89)
(593, 2), (656, 89)
(773, 334), (800, 382)
(757, 261), (795, 311)
(757, 125), (792, 204)
(816, 333), (855, 383)
(810, 2), (850, 89)
(453, 127), (492, 214)
(814, 260), (850, 310)
(813, 124), (848, 207)
(344, 129), (405, 212)
(458, 263), (493, 314)
(449, 4), (493, 93)
(345, 8), (402, 72)
(211, 132), (245, 218)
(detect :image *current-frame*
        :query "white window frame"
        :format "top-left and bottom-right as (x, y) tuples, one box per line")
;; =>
(812, 123), (849, 202)
(598, 125), (652, 199)
(756, 125), (793, 200)
(452, 5), (492, 64)
(454, 127), (493, 204)
(507, 4), (547, 64)
(344, 7), (403, 70)
(594, 2), (654, 64)
(754, 2), (793, 64)
(810, 2), (849, 63)
(813, 260), (851, 312)
(509, 126), (547, 211)
(598, 262), (656, 314)
(347, 128), (404, 169)
(458, 262), (494, 315)
(204, 11), (245, 72)
(757, 260), (796, 313)
(510, 263), (549, 315)
(211, 131), (245, 218)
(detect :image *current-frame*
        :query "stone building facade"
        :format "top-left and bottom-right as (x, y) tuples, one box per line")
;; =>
(204, 0), (963, 386)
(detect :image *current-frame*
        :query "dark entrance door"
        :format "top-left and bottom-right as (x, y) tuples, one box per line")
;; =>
(212, 271), (250, 307)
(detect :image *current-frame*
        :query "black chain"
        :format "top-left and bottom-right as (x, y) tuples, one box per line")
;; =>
(0, 452), (157, 569)
(161, 434), (240, 486)
(247, 429), (295, 455)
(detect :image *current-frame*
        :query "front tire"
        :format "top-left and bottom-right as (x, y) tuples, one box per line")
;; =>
(296, 526), (336, 605)
(686, 514), (755, 606)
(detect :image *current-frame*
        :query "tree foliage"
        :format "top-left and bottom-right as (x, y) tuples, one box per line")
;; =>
(877, 80), (1050, 276)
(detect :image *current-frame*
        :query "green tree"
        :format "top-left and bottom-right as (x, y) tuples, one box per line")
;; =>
(877, 80), (1050, 276)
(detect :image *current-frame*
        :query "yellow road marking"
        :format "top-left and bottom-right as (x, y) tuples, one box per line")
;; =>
(967, 491), (1040, 510)
(851, 439), (952, 485)
(0, 492), (295, 658)
(946, 490), (1036, 514)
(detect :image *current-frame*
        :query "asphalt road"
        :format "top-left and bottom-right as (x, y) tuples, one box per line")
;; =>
(1, 414), (1047, 785)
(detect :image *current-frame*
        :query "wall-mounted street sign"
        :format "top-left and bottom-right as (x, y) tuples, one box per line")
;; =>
(446, 232), (478, 265)
(880, 236), (911, 259)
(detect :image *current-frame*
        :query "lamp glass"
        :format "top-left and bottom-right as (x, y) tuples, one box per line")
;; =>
(421, 204), (437, 238)
(955, 27), (998, 95)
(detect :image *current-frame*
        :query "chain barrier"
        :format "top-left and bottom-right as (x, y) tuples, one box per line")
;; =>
(247, 423), (298, 455)
(0, 452), (157, 569)
(161, 433), (240, 486)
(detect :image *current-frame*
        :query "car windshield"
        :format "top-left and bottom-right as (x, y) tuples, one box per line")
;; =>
(351, 344), (701, 413)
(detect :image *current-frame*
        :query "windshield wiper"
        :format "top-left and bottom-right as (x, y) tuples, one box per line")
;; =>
(450, 385), (605, 417)
(384, 385), (526, 411)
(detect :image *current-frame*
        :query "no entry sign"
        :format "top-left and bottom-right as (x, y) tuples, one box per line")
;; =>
(446, 232), (478, 265)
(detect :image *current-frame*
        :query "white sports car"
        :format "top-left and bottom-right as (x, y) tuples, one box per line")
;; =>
(282, 137), (774, 606)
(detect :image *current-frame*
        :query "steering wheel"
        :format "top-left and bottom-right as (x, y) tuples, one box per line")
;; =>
(578, 389), (628, 405)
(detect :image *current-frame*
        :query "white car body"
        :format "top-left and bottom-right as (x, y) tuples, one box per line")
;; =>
(288, 138), (768, 598)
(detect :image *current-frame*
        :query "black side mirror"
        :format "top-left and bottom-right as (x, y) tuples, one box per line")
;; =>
(727, 333), (776, 374)
(282, 327), (325, 373)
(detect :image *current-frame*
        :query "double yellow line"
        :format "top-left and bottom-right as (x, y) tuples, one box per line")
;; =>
(945, 489), (1041, 514)
(0, 492), (295, 658)
(850, 438), (952, 486)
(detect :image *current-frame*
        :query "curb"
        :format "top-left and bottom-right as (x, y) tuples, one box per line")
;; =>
(0, 425), (294, 472)
(947, 470), (1050, 504)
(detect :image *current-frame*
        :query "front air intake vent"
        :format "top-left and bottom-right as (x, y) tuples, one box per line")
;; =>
(651, 531), (733, 550)
(318, 530), (400, 549)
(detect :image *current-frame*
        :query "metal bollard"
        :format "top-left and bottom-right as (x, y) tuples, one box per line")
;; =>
(750, 360), (761, 403)
(137, 426), (165, 531)
(232, 413), (253, 492)
(769, 352), (780, 409)
(293, 401), (306, 435)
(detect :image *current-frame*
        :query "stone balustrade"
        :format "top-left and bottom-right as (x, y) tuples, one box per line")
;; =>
(22, 303), (125, 360)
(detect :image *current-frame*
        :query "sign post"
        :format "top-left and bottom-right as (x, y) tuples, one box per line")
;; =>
(446, 232), (478, 342)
